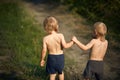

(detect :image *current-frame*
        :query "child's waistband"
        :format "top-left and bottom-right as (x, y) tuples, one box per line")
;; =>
(48, 53), (64, 56)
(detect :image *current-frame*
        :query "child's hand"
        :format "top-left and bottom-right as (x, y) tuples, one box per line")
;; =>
(72, 36), (78, 42)
(40, 60), (45, 67)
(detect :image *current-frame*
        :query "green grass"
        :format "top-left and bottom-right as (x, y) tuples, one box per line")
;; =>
(0, 1), (48, 80)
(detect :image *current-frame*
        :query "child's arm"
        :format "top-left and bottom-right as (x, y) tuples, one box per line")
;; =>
(72, 36), (95, 50)
(60, 34), (74, 48)
(40, 38), (47, 67)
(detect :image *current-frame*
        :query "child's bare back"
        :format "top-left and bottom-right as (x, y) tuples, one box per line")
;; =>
(43, 32), (63, 54)
(89, 38), (108, 61)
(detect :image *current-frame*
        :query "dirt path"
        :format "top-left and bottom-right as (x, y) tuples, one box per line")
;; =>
(23, 1), (119, 80)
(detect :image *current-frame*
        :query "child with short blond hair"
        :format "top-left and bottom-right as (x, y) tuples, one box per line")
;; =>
(72, 22), (108, 80)
(40, 16), (74, 80)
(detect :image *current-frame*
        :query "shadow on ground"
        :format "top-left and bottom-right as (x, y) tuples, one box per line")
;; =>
(0, 71), (25, 80)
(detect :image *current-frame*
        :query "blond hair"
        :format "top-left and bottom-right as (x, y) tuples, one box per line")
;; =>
(43, 16), (58, 33)
(94, 22), (107, 41)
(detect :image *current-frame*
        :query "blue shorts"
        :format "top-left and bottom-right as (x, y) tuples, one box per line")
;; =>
(46, 54), (64, 74)
(83, 60), (104, 80)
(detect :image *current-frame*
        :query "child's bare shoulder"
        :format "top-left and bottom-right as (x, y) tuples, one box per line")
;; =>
(105, 39), (108, 44)
(90, 39), (97, 42)
(57, 33), (64, 37)
(43, 35), (49, 41)
(88, 39), (97, 44)
(57, 33), (63, 35)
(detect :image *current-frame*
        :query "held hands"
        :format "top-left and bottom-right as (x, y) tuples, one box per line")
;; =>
(40, 60), (45, 67)
(72, 36), (78, 43)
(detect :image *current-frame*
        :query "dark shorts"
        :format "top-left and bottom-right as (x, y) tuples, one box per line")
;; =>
(83, 60), (104, 80)
(46, 54), (64, 74)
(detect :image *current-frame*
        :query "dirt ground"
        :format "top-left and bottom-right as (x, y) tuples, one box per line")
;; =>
(23, 0), (120, 80)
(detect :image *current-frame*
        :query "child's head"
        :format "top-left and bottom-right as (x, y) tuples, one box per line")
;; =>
(43, 16), (59, 33)
(93, 22), (107, 41)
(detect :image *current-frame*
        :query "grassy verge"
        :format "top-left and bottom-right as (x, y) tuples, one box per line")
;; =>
(0, 1), (48, 80)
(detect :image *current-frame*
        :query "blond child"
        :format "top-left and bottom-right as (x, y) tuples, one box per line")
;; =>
(72, 22), (108, 80)
(40, 16), (74, 80)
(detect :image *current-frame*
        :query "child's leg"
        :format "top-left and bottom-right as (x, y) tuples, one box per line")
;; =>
(50, 74), (56, 80)
(95, 73), (103, 80)
(59, 72), (64, 80)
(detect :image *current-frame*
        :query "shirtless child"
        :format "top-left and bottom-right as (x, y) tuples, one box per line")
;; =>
(72, 22), (108, 80)
(40, 16), (74, 80)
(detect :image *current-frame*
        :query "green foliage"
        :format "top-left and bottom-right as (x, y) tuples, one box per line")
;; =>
(0, 1), (48, 80)
(50, 0), (120, 28)
(51, 0), (120, 44)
